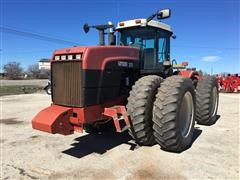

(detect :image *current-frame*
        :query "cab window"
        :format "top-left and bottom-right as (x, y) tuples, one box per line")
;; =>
(118, 27), (171, 70)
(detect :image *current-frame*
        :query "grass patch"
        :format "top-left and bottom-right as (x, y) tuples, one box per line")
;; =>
(0, 85), (43, 96)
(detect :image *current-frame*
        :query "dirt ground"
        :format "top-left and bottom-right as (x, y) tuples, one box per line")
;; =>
(1, 93), (239, 179)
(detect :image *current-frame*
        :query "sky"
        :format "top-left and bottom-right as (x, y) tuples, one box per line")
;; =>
(0, 0), (239, 74)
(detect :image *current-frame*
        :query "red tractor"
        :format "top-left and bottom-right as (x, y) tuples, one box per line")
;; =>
(32, 9), (219, 152)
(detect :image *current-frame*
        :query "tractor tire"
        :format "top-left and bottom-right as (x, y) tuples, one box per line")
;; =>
(127, 75), (163, 145)
(153, 76), (195, 152)
(196, 76), (219, 125)
(45, 85), (51, 95)
(44, 84), (51, 95)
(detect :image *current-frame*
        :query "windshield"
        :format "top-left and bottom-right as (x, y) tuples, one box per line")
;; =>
(118, 27), (155, 47)
(117, 27), (171, 69)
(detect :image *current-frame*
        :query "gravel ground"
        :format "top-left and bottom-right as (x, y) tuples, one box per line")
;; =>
(1, 93), (239, 179)
(0, 79), (48, 87)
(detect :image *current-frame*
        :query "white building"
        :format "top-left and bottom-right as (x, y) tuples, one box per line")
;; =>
(38, 58), (50, 70)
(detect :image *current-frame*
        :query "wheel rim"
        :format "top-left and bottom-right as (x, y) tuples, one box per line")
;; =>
(210, 86), (218, 117)
(47, 88), (51, 94)
(179, 91), (194, 137)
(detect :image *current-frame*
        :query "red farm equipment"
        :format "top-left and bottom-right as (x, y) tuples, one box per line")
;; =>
(32, 9), (219, 152)
(217, 74), (240, 93)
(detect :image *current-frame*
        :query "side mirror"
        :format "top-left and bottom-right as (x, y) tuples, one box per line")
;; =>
(157, 9), (171, 19)
(172, 34), (176, 39)
(83, 23), (90, 33)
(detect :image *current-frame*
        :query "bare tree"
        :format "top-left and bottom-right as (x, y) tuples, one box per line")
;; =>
(27, 64), (50, 79)
(3, 61), (23, 79)
(27, 64), (41, 78)
(198, 70), (203, 76)
(39, 69), (50, 79)
(198, 69), (210, 76)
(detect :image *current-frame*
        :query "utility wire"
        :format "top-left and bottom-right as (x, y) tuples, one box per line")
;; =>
(0, 26), (79, 46)
(1, 50), (54, 55)
(1, 26), (238, 50)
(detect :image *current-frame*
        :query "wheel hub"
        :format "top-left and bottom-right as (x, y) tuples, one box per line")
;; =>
(179, 91), (194, 137)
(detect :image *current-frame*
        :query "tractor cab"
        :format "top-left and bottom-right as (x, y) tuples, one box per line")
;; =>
(115, 9), (173, 74)
(116, 19), (172, 73)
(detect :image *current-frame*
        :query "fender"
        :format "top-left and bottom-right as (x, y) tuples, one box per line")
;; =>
(178, 70), (201, 81)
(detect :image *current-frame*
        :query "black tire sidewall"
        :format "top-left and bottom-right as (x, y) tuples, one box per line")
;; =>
(209, 78), (219, 122)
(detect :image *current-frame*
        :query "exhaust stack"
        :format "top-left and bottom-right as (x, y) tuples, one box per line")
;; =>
(83, 23), (115, 46)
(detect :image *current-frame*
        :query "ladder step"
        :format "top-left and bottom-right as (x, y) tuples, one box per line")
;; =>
(103, 106), (130, 133)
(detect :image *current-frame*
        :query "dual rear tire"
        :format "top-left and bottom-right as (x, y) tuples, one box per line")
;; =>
(196, 76), (219, 125)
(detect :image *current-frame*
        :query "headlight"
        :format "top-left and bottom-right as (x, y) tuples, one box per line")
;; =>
(61, 55), (66, 60)
(55, 56), (60, 60)
(76, 54), (82, 60)
(68, 55), (73, 60)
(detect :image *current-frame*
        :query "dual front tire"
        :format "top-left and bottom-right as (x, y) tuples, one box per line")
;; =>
(153, 76), (195, 152)
(126, 75), (163, 145)
(127, 75), (218, 152)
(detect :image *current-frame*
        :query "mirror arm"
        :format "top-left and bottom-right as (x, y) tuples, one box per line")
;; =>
(146, 11), (158, 22)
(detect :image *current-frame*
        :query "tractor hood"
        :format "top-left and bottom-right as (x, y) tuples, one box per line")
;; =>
(51, 46), (139, 70)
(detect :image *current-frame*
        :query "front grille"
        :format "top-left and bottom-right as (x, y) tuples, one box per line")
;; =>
(51, 61), (82, 107)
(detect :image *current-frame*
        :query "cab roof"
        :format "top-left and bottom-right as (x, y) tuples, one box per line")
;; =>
(116, 18), (172, 32)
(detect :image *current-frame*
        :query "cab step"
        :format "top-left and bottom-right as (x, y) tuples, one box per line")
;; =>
(103, 106), (130, 133)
